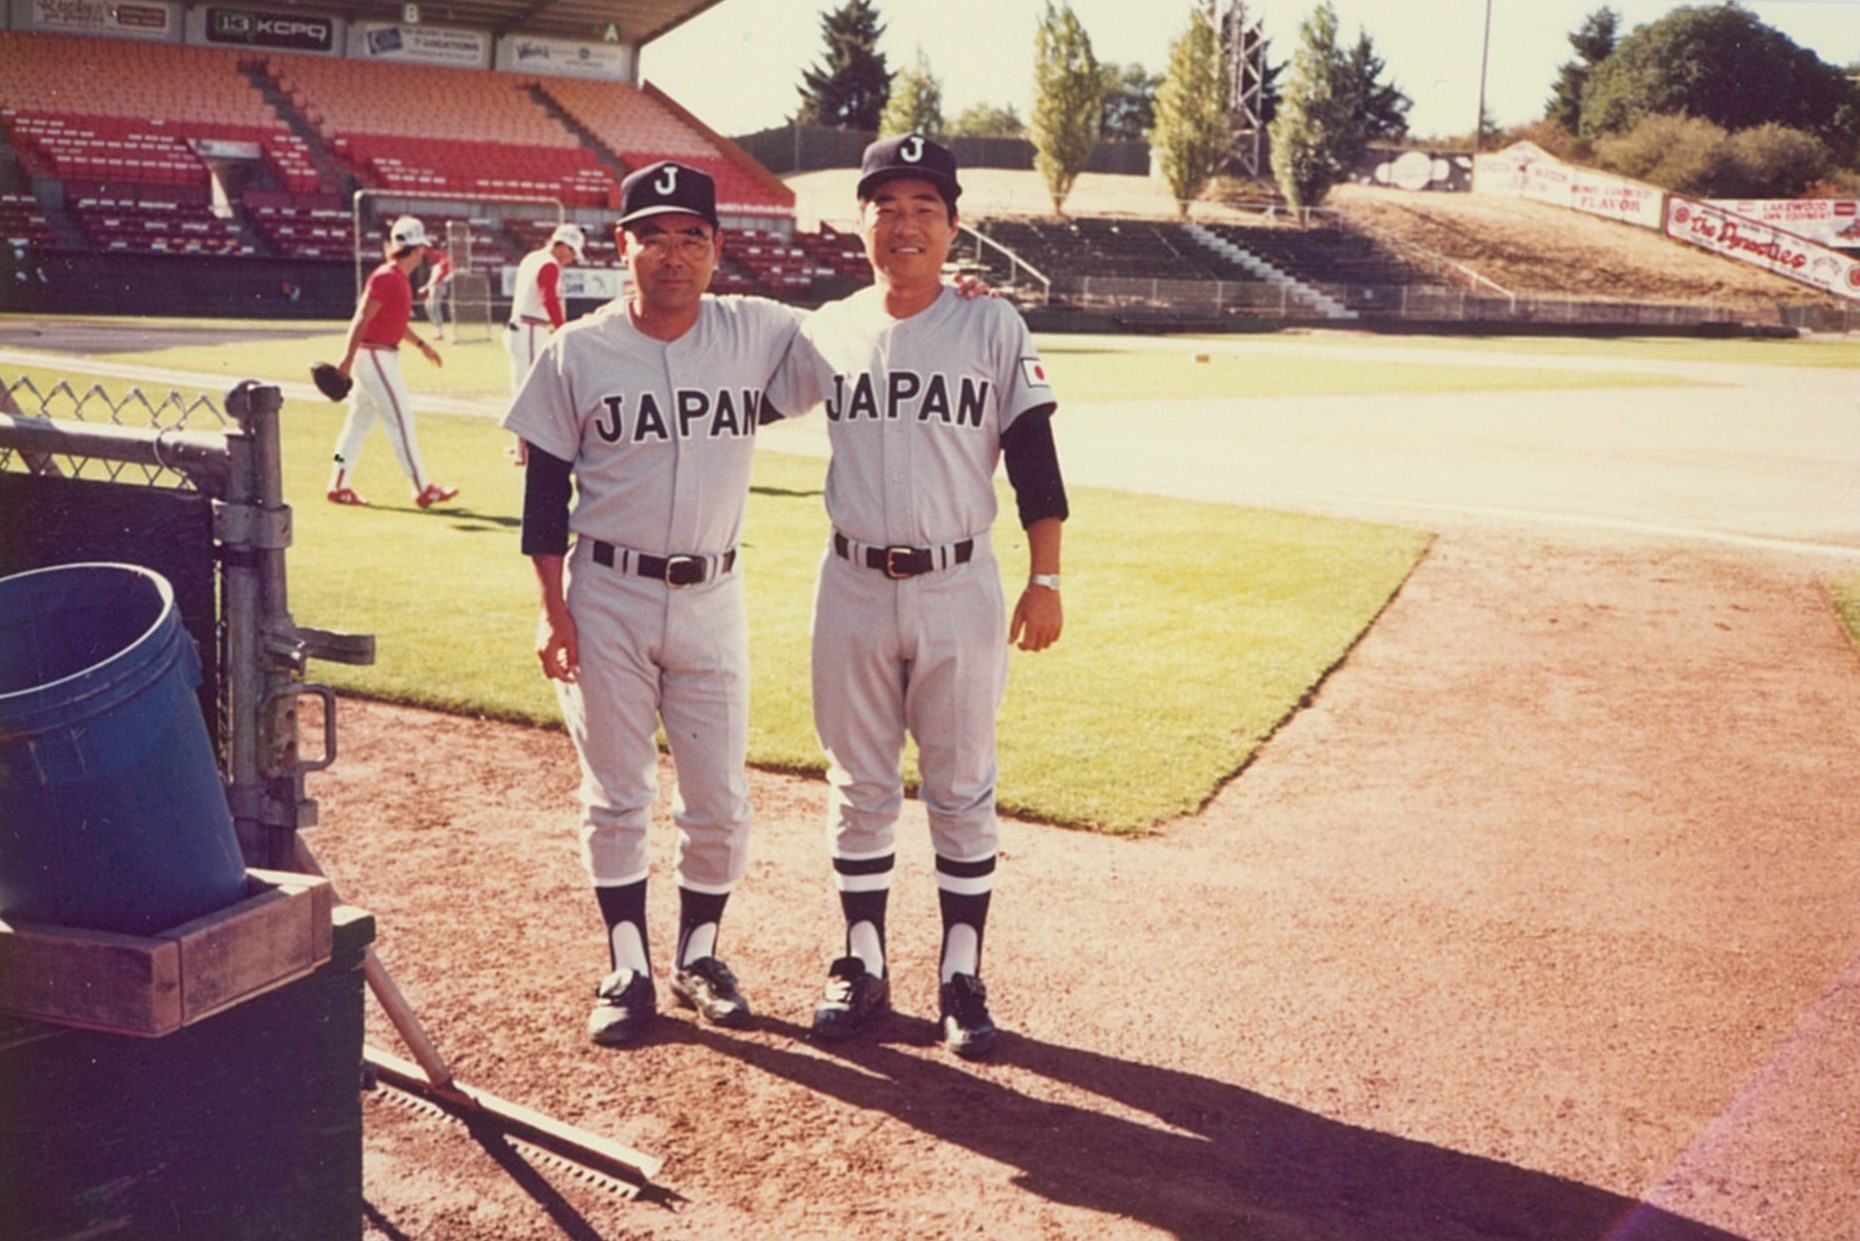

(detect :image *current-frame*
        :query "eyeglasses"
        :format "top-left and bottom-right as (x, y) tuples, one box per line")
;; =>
(632, 232), (713, 260)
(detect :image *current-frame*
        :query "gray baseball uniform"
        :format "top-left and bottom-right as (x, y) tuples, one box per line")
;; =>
(503, 294), (802, 893)
(767, 283), (1056, 867)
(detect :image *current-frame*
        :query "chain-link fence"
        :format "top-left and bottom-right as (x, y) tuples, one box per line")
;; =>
(1, 375), (372, 872)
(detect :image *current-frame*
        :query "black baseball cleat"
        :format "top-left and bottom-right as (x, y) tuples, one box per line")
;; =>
(939, 973), (998, 1060)
(670, 956), (753, 1028)
(811, 955), (890, 1041)
(587, 969), (657, 1046)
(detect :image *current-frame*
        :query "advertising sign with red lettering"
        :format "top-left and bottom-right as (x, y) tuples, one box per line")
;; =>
(1666, 195), (1860, 302)
(31, 0), (175, 38)
(1472, 141), (1552, 197)
(1710, 200), (1860, 250)
(1567, 169), (1664, 231)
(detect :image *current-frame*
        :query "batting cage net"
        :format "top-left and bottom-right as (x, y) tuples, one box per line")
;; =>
(0, 374), (373, 871)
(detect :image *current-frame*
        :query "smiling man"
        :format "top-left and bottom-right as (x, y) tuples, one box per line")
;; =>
(502, 161), (803, 1047)
(768, 133), (1071, 1060)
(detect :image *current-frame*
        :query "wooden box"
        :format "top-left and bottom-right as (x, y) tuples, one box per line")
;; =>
(0, 869), (333, 1037)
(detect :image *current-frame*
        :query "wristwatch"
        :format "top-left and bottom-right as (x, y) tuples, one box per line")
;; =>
(1028, 573), (1061, 592)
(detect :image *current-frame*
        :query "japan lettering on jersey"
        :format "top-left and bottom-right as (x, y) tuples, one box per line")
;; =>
(766, 285), (1055, 549)
(502, 296), (802, 556)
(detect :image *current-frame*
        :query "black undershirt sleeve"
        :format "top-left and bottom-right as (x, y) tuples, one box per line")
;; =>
(1001, 406), (1068, 529)
(520, 443), (574, 557)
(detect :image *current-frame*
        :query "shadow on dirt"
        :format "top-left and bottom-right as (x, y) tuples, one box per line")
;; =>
(677, 1016), (1746, 1241)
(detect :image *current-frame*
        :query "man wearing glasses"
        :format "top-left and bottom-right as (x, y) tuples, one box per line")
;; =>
(502, 162), (799, 1045)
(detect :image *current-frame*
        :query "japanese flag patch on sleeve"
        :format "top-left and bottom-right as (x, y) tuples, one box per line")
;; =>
(1020, 357), (1052, 389)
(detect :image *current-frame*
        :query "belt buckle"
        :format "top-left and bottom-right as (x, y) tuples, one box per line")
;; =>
(883, 547), (915, 580)
(663, 555), (701, 588)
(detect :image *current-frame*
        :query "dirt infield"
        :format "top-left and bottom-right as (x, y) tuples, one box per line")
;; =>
(312, 527), (1860, 1241)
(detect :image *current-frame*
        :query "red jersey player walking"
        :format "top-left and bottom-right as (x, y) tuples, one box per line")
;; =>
(326, 215), (459, 509)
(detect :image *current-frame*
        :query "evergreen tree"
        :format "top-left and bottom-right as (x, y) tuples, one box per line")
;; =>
(1544, 8), (1618, 133)
(1151, 4), (1230, 213)
(1268, 2), (1355, 209)
(1339, 30), (1409, 142)
(879, 49), (943, 138)
(1030, 1), (1104, 215)
(794, 0), (892, 131)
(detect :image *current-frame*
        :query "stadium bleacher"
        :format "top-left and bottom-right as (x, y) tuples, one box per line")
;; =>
(0, 25), (1443, 317)
(1203, 220), (1435, 305)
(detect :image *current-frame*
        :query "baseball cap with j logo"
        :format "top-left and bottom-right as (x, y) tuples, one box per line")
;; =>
(858, 132), (962, 207)
(618, 161), (719, 228)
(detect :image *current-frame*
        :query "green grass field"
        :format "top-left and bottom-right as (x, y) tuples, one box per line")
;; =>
(9, 321), (1852, 830)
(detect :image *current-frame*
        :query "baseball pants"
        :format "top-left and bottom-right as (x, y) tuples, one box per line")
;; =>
(557, 538), (753, 892)
(811, 532), (1008, 866)
(329, 344), (431, 492)
(504, 318), (549, 393)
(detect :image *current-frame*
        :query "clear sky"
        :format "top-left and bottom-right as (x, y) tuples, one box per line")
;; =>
(641, 0), (1860, 143)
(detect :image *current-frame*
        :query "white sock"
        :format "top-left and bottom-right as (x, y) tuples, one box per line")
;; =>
(609, 922), (649, 976)
(940, 924), (979, 984)
(848, 920), (885, 978)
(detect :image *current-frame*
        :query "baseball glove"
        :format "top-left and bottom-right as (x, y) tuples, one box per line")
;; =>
(310, 362), (352, 402)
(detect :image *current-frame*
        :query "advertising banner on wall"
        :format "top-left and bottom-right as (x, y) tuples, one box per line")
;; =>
(1477, 142), (1665, 231)
(1566, 169), (1664, 230)
(1352, 147), (1472, 193)
(1709, 199), (1860, 251)
(1666, 195), (1860, 302)
(29, 0), (176, 39)
(501, 265), (624, 302)
(349, 21), (489, 68)
(1472, 141), (1553, 197)
(202, 7), (336, 53)
(494, 34), (634, 80)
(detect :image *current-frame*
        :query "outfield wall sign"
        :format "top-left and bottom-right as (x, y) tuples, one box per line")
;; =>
(1708, 199), (1860, 252)
(1666, 196), (1860, 303)
(494, 33), (634, 80)
(501, 266), (624, 302)
(204, 7), (335, 51)
(29, 0), (176, 38)
(350, 20), (488, 67)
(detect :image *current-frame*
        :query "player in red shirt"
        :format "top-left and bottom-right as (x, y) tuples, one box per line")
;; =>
(326, 215), (458, 509)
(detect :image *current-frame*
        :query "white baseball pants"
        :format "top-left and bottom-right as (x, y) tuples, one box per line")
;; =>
(811, 533), (1008, 865)
(328, 344), (431, 493)
(504, 318), (549, 393)
(557, 538), (753, 892)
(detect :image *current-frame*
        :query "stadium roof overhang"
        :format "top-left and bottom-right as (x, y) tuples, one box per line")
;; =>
(288, 0), (723, 44)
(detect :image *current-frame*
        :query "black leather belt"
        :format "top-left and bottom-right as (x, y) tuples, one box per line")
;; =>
(834, 532), (973, 580)
(592, 540), (735, 587)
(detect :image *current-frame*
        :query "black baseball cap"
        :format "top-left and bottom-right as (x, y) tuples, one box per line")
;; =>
(618, 161), (719, 228)
(857, 133), (962, 207)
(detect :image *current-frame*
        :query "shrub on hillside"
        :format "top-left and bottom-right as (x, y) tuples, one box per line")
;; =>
(1804, 171), (1860, 198)
(1723, 123), (1831, 199)
(1594, 115), (1733, 196)
(1594, 114), (1834, 198)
